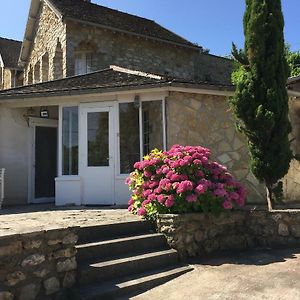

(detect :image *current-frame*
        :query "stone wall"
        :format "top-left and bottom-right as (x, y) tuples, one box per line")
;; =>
(166, 91), (265, 203)
(283, 99), (300, 202)
(24, 2), (67, 85)
(0, 227), (78, 300)
(157, 211), (300, 259)
(66, 20), (198, 80)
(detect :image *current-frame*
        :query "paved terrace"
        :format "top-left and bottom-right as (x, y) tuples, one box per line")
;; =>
(0, 204), (139, 236)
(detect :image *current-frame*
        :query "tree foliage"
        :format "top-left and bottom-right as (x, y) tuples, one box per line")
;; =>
(230, 0), (293, 209)
(285, 45), (300, 77)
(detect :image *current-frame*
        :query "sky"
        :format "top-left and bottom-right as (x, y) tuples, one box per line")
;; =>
(0, 0), (299, 57)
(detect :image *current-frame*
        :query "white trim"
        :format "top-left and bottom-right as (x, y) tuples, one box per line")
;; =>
(110, 65), (163, 80)
(28, 117), (58, 204)
(162, 97), (167, 150)
(0, 88), (229, 108)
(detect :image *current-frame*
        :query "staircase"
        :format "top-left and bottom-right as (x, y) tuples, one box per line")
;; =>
(73, 221), (193, 299)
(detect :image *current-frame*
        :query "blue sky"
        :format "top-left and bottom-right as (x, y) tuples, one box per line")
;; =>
(0, 0), (299, 56)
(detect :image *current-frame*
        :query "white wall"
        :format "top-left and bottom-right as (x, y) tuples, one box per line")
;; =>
(0, 107), (29, 205)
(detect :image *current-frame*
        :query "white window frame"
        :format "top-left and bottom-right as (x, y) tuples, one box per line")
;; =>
(116, 97), (167, 178)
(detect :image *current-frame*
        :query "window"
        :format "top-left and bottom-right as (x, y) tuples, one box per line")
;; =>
(142, 101), (164, 156)
(62, 107), (78, 175)
(87, 111), (109, 167)
(119, 100), (165, 174)
(75, 53), (93, 75)
(119, 103), (140, 174)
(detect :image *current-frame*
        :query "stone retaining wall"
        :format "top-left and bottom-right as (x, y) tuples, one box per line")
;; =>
(0, 227), (79, 300)
(157, 211), (300, 259)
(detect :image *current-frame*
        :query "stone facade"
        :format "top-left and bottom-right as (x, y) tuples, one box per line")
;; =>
(24, 2), (66, 85)
(157, 211), (300, 259)
(23, 1), (232, 86)
(0, 68), (22, 90)
(0, 227), (78, 300)
(283, 98), (300, 202)
(166, 91), (265, 203)
(66, 20), (198, 80)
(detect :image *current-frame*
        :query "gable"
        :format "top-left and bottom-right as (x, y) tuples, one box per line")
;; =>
(0, 38), (22, 69)
(20, 0), (63, 67)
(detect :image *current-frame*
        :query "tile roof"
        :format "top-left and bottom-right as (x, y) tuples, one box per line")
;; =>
(49, 0), (198, 48)
(0, 66), (233, 99)
(0, 37), (22, 69)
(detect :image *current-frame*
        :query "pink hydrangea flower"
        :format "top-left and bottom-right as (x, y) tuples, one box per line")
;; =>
(165, 195), (175, 207)
(223, 201), (233, 210)
(137, 207), (146, 216)
(186, 194), (198, 203)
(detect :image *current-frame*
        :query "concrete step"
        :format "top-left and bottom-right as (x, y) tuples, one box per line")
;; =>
(78, 248), (179, 287)
(75, 265), (193, 300)
(76, 233), (169, 264)
(78, 221), (154, 244)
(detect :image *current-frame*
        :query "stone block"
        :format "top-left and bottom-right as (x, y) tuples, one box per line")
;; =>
(52, 248), (77, 260)
(21, 254), (45, 268)
(44, 277), (60, 295)
(62, 271), (76, 288)
(17, 283), (40, 300)
(56, 257), (77, 273)
(194, 230), (204, 242)
(6, 271), (26, 286)
(33, 269), (50, 278)
(62, 233), (78, 245)
(23, 240), (43, 250)
(278, 223), (289, 237)
(0, 291), (14, 300)
(290, 225), (300, 238)
(0, 242), (22, 257)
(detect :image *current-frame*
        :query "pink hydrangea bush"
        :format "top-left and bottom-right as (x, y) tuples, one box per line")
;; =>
(126, 145), (247, 220)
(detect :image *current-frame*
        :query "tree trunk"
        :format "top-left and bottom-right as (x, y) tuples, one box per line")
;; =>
(266, 184), (274, 211)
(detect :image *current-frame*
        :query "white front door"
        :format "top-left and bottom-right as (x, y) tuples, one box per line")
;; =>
(80, 104), (115, 205)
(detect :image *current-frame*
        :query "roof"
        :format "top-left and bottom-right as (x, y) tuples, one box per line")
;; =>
(51, 0), (197, 48)
(20, 0), (199, 65)
(0, 66), (234, 99)
(0, 37), (22, 69)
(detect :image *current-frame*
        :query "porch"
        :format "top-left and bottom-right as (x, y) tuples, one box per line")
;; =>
(0, 204), (138, 236)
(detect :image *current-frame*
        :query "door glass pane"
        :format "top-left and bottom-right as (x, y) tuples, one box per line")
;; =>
(62, 107), (78, 175)
(119, 103), (140, 174)
(35, 127), (57, 198)
(88, 112), (109, 167)
(142, 101), (164, 155)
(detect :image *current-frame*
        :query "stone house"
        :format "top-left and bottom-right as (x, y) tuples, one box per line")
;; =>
(0, 37), (23, 90)
(0, 0), (298, 207)
(284, 76), (300, 201)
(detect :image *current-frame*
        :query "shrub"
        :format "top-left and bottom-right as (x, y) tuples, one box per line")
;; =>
(126, 145), (247, 220)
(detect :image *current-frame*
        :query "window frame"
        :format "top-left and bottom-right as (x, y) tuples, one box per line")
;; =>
(74, 52), (93, 76)
(58, 105), (80, 177)
(117, 98), (167, 177)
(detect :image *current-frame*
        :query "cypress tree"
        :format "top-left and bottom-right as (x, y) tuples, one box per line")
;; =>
(230, 0), (293, 210)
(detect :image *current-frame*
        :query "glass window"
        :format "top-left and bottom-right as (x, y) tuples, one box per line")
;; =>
(88, 112), (109, 167)
(75, 53), (94, 75)
(142, 101), (164, 156)
(119, 103), (140, 174)
(62, 107), (78, 175)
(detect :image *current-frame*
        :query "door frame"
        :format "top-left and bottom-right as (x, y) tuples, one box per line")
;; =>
(79, 102), (117, 205)
(28, 117), (58, 204)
